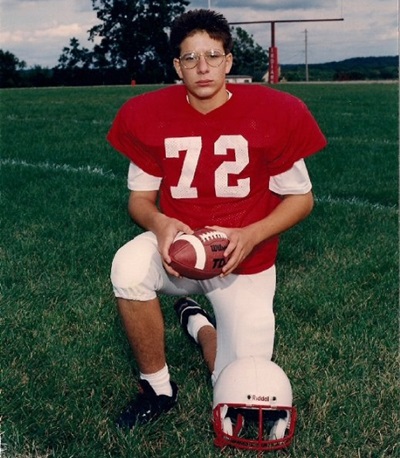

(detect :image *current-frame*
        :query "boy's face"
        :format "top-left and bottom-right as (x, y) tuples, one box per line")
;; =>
(173, 31), (233, 110)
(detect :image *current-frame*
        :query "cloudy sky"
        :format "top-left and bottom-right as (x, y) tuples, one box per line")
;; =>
(0, 0), (398, 68)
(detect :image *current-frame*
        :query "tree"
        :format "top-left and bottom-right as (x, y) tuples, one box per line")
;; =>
(0, 50), (26, 87)
(231, 27), (268, 82)
(57, 38), (93, 69)
(54, 38), (97, 86)
(88, 0), (189, 83)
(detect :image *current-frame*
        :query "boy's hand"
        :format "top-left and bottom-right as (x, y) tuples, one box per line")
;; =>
(207, 225), (257, 276)
(152, 214), (193, 277)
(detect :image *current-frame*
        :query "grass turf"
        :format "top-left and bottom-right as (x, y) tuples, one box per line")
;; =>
(1, 82), (398, 457)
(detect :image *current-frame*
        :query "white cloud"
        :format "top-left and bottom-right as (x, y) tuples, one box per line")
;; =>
(0, 23), (87, 43)
(34, 23), (86, 39)
(0, 0), (97, 66)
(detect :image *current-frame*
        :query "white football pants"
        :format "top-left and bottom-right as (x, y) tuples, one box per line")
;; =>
(111, 231), (276, 384)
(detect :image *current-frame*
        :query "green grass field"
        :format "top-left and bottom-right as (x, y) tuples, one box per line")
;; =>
(1, 82), (398, 458)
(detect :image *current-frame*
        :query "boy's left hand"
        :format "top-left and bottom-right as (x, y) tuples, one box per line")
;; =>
(207, 225), (256, 276)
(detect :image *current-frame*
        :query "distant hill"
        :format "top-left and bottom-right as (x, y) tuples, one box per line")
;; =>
(280, 55), (398, 82)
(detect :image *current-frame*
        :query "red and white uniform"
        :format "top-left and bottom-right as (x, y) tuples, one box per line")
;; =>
(108, 84), (326, 382)
(108, 84), (327, 274)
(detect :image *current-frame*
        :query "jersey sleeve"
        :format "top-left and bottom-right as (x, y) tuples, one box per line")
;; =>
(266, 96), (327, 176)
(107, 99), (163, 177)
(269, 159), (312, 195)
(127, 162), (162, 191)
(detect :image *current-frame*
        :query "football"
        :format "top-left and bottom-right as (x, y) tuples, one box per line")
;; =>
(169, 228), (230, 280)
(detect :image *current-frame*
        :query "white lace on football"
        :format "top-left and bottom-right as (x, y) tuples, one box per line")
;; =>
(198, 231), (228, 242)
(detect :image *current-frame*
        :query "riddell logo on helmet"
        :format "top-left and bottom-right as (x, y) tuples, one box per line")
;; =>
(248, 394), (274, 402)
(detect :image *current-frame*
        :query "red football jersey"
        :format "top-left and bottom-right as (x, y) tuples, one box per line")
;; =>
(108, 84), (327, 274)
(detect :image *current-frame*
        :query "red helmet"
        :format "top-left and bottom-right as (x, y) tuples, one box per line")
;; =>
(212, 356), (297, 452)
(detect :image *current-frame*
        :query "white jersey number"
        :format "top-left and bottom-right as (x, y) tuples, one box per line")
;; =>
(165, 135), (249, 199)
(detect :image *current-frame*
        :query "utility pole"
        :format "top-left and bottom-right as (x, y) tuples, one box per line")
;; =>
(304, 29), (309, 82)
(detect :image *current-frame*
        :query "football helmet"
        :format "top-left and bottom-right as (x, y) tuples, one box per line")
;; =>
(212, 356), (297, 452)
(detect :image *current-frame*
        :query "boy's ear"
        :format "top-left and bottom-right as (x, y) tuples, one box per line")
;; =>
(173, 58), (183, 79)
(225, 53), (233, 74)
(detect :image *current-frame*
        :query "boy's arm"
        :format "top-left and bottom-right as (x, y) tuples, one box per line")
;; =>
(213, 191), (314, 276)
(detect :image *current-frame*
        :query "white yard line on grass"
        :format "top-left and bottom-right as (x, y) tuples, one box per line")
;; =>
(0, 158), (118, 179)
(1, 158), (398, 214)
(314, 195), (398, 212)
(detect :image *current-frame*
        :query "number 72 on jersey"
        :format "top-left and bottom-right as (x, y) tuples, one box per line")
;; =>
(165, 135), (251, 199)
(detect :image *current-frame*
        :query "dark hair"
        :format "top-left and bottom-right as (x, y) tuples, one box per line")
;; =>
(170, 9), (233, 57)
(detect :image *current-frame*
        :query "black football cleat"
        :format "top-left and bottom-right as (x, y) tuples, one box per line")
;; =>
(116, 379), (178, 429)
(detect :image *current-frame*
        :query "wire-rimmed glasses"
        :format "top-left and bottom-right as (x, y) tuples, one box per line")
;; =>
(179, 50), (227, 69)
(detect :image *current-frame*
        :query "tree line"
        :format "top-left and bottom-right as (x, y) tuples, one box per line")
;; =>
(0, 0), (397, 88)
(281, 56), (398, 82)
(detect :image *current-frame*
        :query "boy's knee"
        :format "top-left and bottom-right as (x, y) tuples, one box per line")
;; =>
(110, 236), (159, 300)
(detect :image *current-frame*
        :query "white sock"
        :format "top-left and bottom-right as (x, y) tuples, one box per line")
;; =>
(187, 314), (214, 344)
(140, 364), (172, 397)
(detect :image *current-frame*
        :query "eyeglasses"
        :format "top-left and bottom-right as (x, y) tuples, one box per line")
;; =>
(179, 50), (226, 69)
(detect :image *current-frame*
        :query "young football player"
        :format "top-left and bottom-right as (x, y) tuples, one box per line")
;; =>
(107, 9), (327, 428)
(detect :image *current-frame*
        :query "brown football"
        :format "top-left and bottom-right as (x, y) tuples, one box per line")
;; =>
(169, 228), (230, 280)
